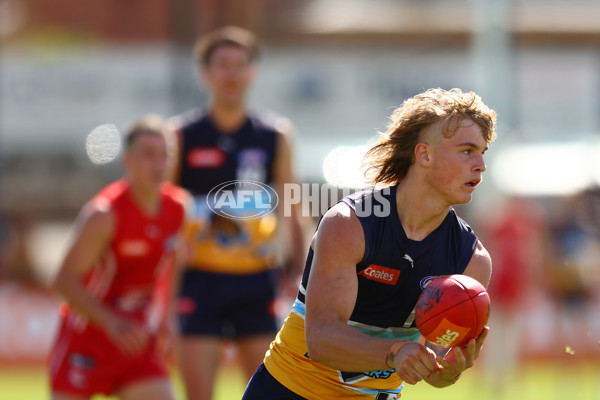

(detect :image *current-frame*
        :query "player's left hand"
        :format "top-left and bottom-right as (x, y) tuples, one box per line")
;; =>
(435, 325), (489, 382)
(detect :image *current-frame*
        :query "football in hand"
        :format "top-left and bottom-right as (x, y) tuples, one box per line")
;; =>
(415, 274), (490, 348)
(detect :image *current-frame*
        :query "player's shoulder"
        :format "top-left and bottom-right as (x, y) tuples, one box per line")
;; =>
(160, 181), (186, 201)
(319, 202), (363, 240)
(89, 180), (130, 216)
(248, 109), (293, 135)
(464, 240), (492, 287)
(448, 208), (477, 240)
(160, 182), (192, 210)
(313, 202), (365, 261)
(80, 195), (115, 234)
(169, 108), (209, 131)
(473, 240), (491, 260)
(96, 179), (128, 201)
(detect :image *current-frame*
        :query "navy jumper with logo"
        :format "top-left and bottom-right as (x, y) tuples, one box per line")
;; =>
(177, 109), (278, 194)
(254, 185), (479, 399)
(175, 109), (282, 338)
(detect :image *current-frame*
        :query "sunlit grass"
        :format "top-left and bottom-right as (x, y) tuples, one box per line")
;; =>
(0, 365), (247, 400)
(3, 361), (600, 400)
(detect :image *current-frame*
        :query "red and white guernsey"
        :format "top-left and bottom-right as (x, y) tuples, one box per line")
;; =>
(49, 179), (186, 396)
(65, 178), (186, 333)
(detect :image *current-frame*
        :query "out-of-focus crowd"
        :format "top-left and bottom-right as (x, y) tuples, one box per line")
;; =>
(0, 211), (37, 284)
(474, 187), (600, 391)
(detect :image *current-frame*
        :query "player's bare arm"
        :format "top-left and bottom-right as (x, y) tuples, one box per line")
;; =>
(463, 240), (492, 288)
(53, 201), (148, 356)
(423, 240), (492, 388)
(168, 191), (195, 321)
(54, 202), (114, 325)
(305, 202), (439, 384)
(273, 121), (307, 291)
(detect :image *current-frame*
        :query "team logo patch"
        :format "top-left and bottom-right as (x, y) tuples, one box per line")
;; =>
(187, 147), (226, 168)
(358, 264), (400, 285)
(420, 276), (438, 290)
(145, 224), (161, 239)
(403, 254), (415, 268)
(69, 353), (95, 369)
(237, 148), (267, 166)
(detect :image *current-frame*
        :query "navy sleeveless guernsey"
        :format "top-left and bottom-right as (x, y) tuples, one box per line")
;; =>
(177, 109), (278, 193)
(175, 109), (280, 274)
(263, 185), (479, 399)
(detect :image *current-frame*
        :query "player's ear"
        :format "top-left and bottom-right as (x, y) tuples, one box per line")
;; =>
(415, 142), (431, 167)
(200, 64), (213, 82)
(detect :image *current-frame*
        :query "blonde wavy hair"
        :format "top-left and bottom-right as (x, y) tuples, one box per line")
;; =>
(363, 88), (497, 186)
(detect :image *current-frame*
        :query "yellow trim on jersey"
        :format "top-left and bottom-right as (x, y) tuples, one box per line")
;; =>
(264, 311), (406, 399)
(186, 214), (277, 275)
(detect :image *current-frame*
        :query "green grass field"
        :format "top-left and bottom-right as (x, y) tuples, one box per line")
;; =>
(3, 362), (599, 400)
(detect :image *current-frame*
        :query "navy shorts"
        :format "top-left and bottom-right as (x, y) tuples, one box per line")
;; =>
(242, 363), (306, 400)
(178, 269), (278, 338)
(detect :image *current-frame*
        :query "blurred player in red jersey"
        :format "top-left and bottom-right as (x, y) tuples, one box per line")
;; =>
(478, 196), (545, 394)
(49, 115), (190, 400)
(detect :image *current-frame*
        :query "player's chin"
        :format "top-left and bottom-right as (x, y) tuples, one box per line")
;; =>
(451, 193), (473, 205)
(456, 187), (477, 203)
(147, 176), (164, 189)
(220, 91), (244, 104)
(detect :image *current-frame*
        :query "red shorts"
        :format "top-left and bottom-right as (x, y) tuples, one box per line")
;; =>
(49, 317), (167, 397)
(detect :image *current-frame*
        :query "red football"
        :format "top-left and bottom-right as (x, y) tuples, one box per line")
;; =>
(415, 274), (490, 348)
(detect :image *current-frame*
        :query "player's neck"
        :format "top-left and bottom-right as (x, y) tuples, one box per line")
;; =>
(395, 176), (450, 241)
(128, 181), (161, 215)
(209, 103), (247, 133)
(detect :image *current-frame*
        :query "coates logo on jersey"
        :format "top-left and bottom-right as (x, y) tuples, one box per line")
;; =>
(359, 264), (400, 285)
(187, 147), (226, 168)
(420, 276), (439, 290)
(206, 180), (278, 220)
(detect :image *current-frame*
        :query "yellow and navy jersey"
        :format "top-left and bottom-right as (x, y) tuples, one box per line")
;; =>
(264, 185), (478, 399)
(173, 109), (281, 274)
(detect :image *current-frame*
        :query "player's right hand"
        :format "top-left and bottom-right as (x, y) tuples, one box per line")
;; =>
(104, 314), (149, 356)
(392, 342), (441, 385)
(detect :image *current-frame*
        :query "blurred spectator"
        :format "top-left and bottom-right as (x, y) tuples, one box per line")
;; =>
(0, 215), (11, 278)
(0, 211), (62, 365)
(477, 196), (546, 394)
(0, 211), (36, 283)
(544, 187), (600, 356)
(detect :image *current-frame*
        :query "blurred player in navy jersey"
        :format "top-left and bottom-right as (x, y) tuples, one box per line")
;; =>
(168, 26), (305, 400)
(49, 115), (190, 400)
